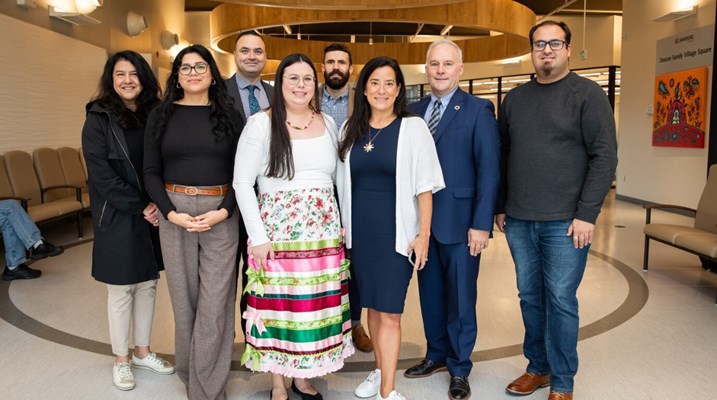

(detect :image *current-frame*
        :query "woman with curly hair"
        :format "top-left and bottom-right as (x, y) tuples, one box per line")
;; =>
(143, 44), (243, 400)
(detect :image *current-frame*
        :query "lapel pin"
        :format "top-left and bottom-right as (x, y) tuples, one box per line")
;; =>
(454, 105), (460, 110)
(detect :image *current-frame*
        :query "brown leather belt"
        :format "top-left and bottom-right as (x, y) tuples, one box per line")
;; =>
(164, 183), (229, 196)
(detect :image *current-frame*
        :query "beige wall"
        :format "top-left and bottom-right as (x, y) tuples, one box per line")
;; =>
(617, 0), (714, 208)
(0, 13), (105, 152)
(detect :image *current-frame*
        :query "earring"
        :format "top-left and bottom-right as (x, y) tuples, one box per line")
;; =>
(211, 79), (216, 85)
(176, 82), (181, 89)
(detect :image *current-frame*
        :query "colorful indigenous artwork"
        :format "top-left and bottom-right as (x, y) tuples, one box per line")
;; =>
(652, 67), (708, 148)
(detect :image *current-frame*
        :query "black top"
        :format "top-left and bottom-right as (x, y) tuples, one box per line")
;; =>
(144, 104), (239, 217)
(124, 122), (144, 175)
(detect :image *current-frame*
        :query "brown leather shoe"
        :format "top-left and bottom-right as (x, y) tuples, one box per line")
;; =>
(505, 372), (550, 395)
(352, 324), (373, 352)
(548, 392), (573, 400)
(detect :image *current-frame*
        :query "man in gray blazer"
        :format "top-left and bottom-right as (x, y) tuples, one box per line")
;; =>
(226, 31), (274, 124)
(225, 31), (274, 333)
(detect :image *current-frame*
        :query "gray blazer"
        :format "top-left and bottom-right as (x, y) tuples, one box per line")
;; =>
(225, 74), (274, 123)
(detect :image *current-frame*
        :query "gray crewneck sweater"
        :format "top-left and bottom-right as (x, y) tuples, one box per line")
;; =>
(497, 72), (618, 224)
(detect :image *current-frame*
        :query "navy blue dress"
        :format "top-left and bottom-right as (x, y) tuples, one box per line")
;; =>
(350, 117), (413, 314)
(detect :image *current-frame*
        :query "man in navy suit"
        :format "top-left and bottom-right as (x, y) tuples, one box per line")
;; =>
(405, 39), (500, 400)
(225, 31), (274, 332)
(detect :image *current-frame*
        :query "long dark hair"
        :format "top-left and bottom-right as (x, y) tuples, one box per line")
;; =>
(339, 56), (410, 161)
(89, 50), (160, 128)
(148, 44), (238, 142)
(267, 53), (321, 179)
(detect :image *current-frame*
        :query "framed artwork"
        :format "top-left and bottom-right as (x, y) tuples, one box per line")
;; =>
(652, 67), (708, 148)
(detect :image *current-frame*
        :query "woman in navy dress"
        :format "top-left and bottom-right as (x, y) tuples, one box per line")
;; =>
(337, 57), (444, 400)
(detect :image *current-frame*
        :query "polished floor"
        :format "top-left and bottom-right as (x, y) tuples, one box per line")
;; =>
(1, 191), (716, 400)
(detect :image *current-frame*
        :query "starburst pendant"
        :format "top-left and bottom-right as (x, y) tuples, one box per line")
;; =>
(363, 142), (374, 152)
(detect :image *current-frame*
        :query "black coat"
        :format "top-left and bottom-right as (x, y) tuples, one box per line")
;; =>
(81, 102), (163, 285)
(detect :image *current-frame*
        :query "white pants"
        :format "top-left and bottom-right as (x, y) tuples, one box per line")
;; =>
(106, 280), (158, 356)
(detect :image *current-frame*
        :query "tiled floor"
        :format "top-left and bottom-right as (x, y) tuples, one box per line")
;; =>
(1, 191), (716, 399)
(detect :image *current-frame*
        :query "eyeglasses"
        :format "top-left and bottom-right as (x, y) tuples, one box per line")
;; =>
(179, 63), (208, 75)
(283, 75), (315, 86)
(531, 40), (567, 51)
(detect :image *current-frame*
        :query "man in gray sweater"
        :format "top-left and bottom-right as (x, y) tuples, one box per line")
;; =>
(495, 20), (617, 400)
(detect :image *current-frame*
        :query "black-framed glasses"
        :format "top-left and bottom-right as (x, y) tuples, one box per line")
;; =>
(283, 75), (315, 86)
(179, 63), (208, 75)
(531, 40), (567, 51)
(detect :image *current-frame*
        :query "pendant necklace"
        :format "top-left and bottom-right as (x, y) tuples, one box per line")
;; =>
(363, 126), (383, 153)
(286, 111), (315, 130)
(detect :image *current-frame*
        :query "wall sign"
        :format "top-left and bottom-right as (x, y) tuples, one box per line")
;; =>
(656, 24), (714, 74)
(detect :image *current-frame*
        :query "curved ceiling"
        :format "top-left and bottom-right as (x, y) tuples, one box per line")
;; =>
(208, 0), (469, 10)
(187, 0), (623, 16)
(209, 0), (536, 65)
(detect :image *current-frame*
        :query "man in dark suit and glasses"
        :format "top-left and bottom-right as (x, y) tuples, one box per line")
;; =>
(225, 31), (274, 333)
(405, 39), (501, 400)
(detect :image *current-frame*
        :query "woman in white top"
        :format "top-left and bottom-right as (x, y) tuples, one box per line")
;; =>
(233, 53), (354, 400)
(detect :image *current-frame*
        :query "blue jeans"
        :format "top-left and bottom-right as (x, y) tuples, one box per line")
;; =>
(0, 200), (42, 269)
(504, 216), (589, 394)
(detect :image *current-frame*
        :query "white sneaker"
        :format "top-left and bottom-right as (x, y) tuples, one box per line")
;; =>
(376, 390), (406, 400)
(113, 362), (135, 391)
(355, 368), (381, 398)
(131, 352), (176, 375)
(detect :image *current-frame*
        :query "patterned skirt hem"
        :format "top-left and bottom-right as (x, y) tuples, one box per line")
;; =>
(244, 344), (355, 379)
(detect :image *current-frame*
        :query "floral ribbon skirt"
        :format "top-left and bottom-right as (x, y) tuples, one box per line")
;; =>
(241, 187), (354, 378)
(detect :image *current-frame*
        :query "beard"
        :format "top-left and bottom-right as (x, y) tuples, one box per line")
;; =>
(324, 69), (350, 90)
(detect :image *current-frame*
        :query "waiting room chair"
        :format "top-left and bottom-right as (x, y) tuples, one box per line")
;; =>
(0, 154), (27, 208)
(643, 164), (717, 302)
(57, 147), (90, 210)
(3, 150), (83, 238)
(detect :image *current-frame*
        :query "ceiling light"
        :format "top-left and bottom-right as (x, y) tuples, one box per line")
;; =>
(500, 57), (522, 65)
(75, 0), (101, 15)
(654, 5), (698, 22)
(49, 0), (102, 24)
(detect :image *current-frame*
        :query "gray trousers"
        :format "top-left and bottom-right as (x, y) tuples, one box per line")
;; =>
(159, 192), (238, 400)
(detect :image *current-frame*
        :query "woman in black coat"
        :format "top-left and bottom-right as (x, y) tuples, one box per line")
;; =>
(82, 50), (175, 392)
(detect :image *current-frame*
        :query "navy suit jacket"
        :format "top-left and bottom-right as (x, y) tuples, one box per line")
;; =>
(409, 89), (501, 244)
(225, 74), (274, 124)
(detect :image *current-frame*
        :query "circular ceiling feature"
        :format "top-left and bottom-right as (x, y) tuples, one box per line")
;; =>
(209, 0), (536, 65)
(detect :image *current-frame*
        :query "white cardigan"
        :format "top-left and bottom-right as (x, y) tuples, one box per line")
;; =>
(337, 116), (445, 256)
(233, 111), (339, 246)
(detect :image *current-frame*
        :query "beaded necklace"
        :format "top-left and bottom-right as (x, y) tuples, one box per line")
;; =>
(286, 111), (315, 130)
